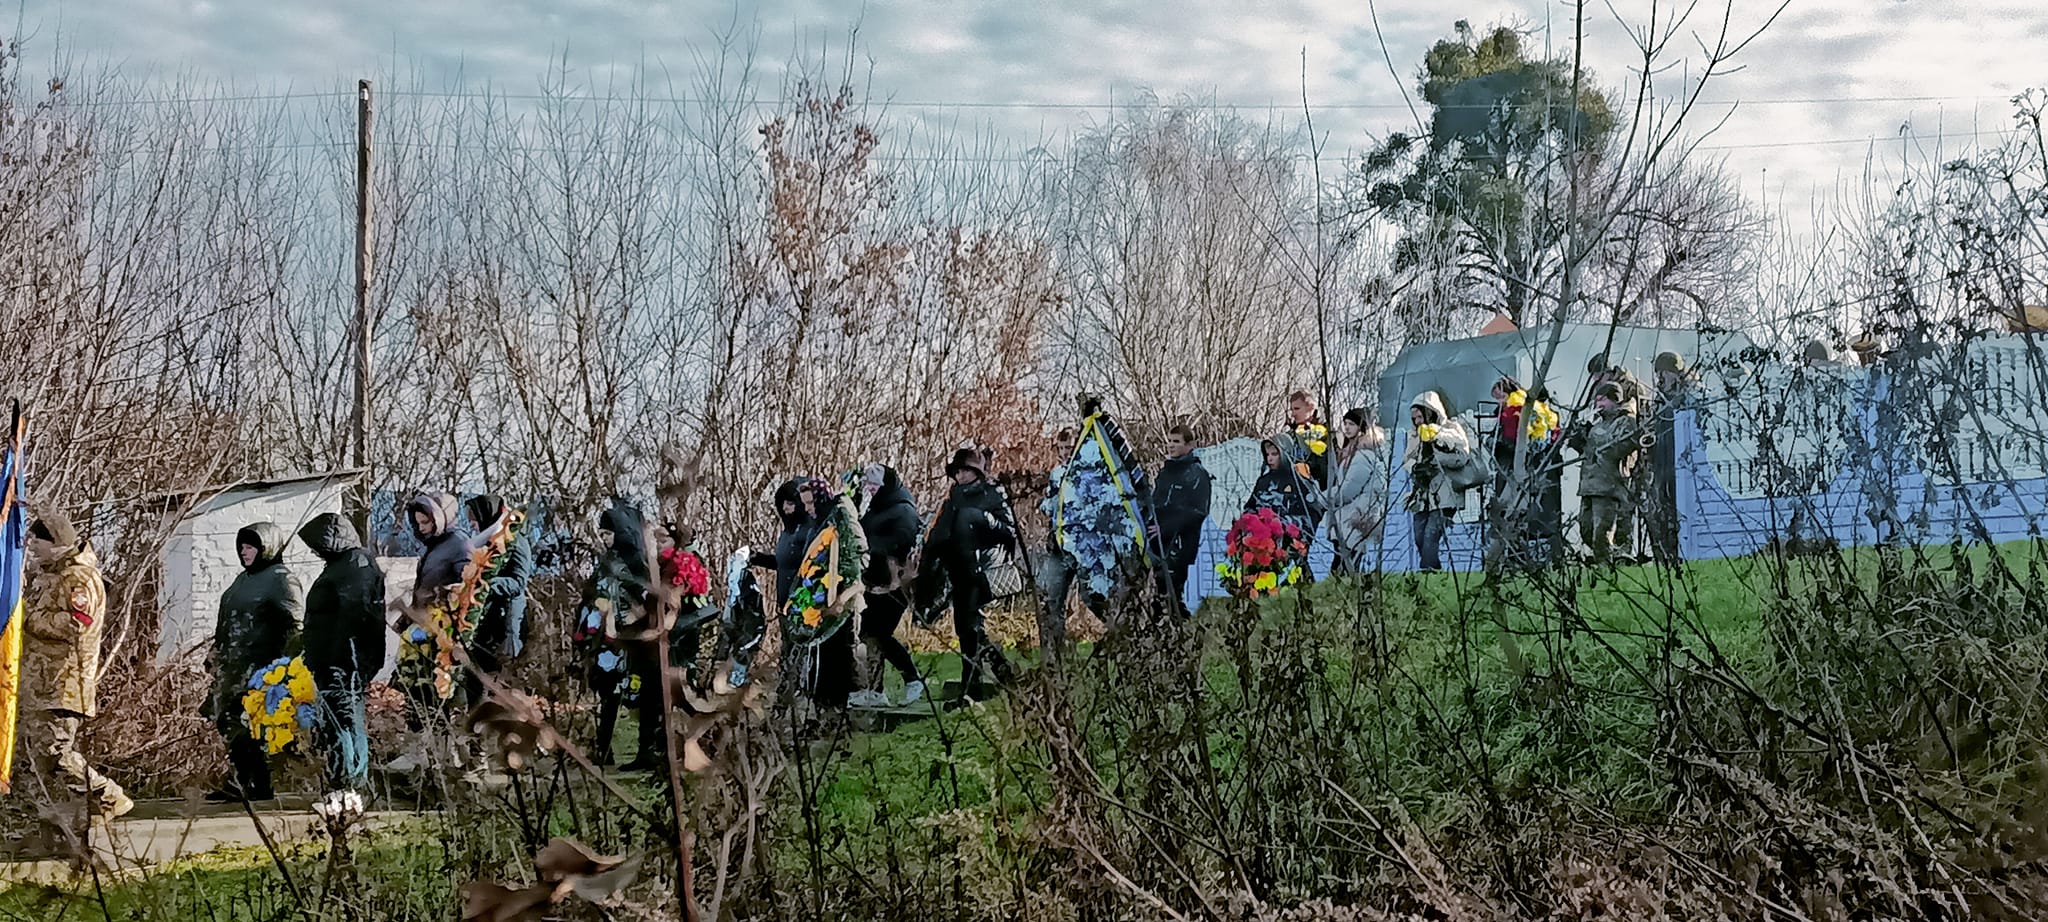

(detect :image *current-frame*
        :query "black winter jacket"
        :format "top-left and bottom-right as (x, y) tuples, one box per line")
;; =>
(1152, 454), (1214, 568)
(207, 522), (303, 729)
(859, 466), (921, 590)
(925, 478), (1014, 574)
(297, 513), (386, 688)
(770, 480), (813, 606)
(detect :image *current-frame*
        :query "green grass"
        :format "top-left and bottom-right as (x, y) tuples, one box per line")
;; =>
(13, 539), (2043, 915)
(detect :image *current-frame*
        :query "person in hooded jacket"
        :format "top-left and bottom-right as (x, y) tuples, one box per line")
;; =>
(460, 494), (532, 704)
(849, 463), (926, 708)
(203, 522), (302, 803)
(1402, 391), (1472, 572)
(394, 492), (469, 736)
(920, 447), (1017, 696)
(297, 513), (385, 795)
(1244, 438), (1321, 540)
(18, 510), (133, 833)
(577, 501), (655, 768)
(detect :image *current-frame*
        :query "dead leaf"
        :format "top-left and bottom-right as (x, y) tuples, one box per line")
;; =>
(683, 738), (712, 772)
(531, 837), (642, 904)
(566, 855), (643, 903)
(469, 693), (548, 771)
(461, 881), (552, 922)
(534, 836), (626, 882)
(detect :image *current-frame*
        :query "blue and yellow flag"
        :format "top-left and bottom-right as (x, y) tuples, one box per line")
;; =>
(0, 412), (27, 793)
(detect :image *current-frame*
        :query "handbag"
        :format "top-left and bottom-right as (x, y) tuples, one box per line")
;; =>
(1438, 444), (1493, 492)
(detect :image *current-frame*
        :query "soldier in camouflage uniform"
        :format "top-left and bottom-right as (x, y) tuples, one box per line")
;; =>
(19, 510), (132, 832)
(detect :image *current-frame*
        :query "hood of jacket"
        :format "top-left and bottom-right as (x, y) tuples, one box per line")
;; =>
(863, 465), (914, 519)
(599, 502), (648, 560)
(465, 494), (509, 532)
(297, 513), (362, 559)
(1410, 391), (1449, 427)
(406, 492), (459, 541)
(235, 522), (290, 571)
(773, 479), (809, 531)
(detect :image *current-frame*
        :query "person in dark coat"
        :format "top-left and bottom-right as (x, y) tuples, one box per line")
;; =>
(1244, 438), (1320, 538)
(461, 494), (532, 703)
(204, 522), (302, 803)
(577, 501), (654, 769)
(769, 479), (811, 608)
(920, 446), (1017, 695)
(1646, 352), (1692, 564)
(849, 463), (926, 708)
(1148, 425), (1212, 616)
(296, 513), (385, 795)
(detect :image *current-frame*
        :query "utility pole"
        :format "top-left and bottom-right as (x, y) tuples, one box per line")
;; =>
(352, 79), (374, 531)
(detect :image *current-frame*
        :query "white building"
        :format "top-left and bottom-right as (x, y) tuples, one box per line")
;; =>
(155, 471), (362, 663)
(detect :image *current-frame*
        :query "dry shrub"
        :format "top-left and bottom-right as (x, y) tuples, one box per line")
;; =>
(81, 654), (223, 797)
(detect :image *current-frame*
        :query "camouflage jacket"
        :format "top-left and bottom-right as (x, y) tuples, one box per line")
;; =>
(23, 546), (108, 716)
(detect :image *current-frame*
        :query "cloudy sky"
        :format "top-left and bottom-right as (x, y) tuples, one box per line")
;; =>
(13, 0), (2045, 219)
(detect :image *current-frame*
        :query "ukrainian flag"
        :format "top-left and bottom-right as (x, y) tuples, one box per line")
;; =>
(0, 412), (27, 793)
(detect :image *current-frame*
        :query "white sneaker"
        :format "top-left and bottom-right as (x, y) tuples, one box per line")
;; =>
(899, 681), (926, 706)
(846, 689), (890, 709)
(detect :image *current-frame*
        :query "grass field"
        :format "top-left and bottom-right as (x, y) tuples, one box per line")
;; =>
(7, 539), (2042, 918)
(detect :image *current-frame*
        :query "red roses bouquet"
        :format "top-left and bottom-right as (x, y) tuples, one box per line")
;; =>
(660, 546), (713, 607)
(1217, 507), (1310, 598)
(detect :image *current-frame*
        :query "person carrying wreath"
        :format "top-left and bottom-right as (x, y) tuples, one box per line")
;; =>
(203, 522), (301, 803)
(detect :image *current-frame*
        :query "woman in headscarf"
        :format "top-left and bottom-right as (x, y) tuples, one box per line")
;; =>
(394, 492), (467, 737)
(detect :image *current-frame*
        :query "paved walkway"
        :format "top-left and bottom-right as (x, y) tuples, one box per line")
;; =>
(0, 798), (401, 886)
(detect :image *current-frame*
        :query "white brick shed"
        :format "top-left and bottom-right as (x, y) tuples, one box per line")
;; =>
(155, 471), (363, 663)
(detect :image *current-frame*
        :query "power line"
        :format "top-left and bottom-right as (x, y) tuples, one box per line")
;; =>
(61, 91), (351, 108)
(1698, 129), (2013, 152)
(50, 88), (2016, 112)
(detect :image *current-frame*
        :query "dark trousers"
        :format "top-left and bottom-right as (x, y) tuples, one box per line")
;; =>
(593, 683), (623, 765)
(1157, 561), (1194, 617)
(1414, 509), (1450, 572)
(950, 569), (1009, 687)
(861, 591), (921, 685)
(811, 623), (856, 709)
(317, 679), (369, 793)
(224, 729), (274, 799)
(629, 645), (667, 761)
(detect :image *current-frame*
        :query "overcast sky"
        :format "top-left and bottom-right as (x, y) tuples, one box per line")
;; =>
(12, 0), (2045, 222)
